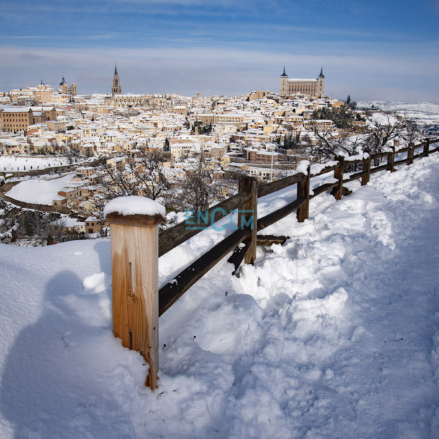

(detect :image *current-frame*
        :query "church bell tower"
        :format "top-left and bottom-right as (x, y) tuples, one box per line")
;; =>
(112, 64), (122, 97)
(280, 66), (288, 97)
(317, 67), (325, 98)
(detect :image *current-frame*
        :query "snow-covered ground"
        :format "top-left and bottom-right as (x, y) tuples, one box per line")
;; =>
(5, 173), (76, 205)
(0, 156), (71, 172)
(358, 101), (439, 126)
(1, 153), (439, 437)
(0, 156), (94, 173)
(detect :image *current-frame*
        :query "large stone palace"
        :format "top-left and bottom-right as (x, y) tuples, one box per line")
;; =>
(280, 67), (325, 98)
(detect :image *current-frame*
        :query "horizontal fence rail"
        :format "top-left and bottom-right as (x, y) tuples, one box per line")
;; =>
(159, 189), (252, 257)
(257, 172), (306, 198)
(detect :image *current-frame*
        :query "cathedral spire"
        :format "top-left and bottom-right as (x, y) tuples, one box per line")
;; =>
(112, 64), (122, 97)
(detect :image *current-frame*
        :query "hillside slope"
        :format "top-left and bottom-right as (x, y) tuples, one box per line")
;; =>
(1, 154), (439, 438)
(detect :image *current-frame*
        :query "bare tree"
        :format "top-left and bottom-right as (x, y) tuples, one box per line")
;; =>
(48, 218), (66, 242)
(363, 111), (405, 154)
(401, 120), (422, 146)
(274, 163), (299, 179)
(308, 109), (417, 163)
(99, 147), (170, 205)
(307, 121), (363, 161)
(179, 155), (227, 212)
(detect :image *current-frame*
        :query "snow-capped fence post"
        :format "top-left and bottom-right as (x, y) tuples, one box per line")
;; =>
(297, 165), (310, 222)
(424, 138), (430, 157)
(332, 157), (344, 201)
(238, 176), (258, 264)
(104, 197), (165, 390)
(407, 143), (414, 165)
(361, 155), (371, 186)
(387, 147), (395, 172)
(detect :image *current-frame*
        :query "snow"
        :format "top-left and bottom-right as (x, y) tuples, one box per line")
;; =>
(358, 101), (439, 126)
(368, 111), (399, 126)
(5, 173), (75, 205)
(295, 160), (310, 174)
(0, 153), (439, 437)
(344, 152), (369, 162)
(0, 156), (71, 172)
(295, 160), (339, 177)
(103, 196), (166, 218)
(310, 161), (338, 175)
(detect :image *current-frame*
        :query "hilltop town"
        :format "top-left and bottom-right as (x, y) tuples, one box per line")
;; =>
(0, 67), (433, 245)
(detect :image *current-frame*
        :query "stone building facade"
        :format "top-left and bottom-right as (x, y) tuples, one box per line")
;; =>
(0, 107), (58, 133)
(59, 77), (77, 96)
(34, 82), (54, 103)
(280, 68), (325, 98)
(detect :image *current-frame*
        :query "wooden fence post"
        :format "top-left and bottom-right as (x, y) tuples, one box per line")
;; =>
(407, 142), (414, 165)
(106, 212), (163, 390)
(387, 147), (395, 172)
(332, 157), (344, 201)
(361, 154), (371, 186)
(297, 165), (310, 222)
(424, 137), (430, 157)
(238, 176), (258, 264)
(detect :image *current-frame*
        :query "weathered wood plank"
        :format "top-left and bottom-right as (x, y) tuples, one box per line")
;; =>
(109, 218), (160, 390)
(159, 227), (252, 315)
(159, 189), (252, 257)
(342, 186), (353, 196)
(239, 177), (258, 265)
(370, 163), (389, 174)
(257, 235), (290, 246)
(343, 158), (365, 166)
(257, 197), (306, 231)
(227, 234), (290, 276)
(297, 165), (310, 222)
(371, 152), (390, 160)
(387, 149), (395, 172)
(424, 138), (430, 157)
(227, 239), (250, 275)
(407, 143), (414, 165)
(394, 158), (410, 166)
(343, 172), (366, 183)
(395, 147), (411, 154)
(331, 159), (344, 200)
(311, 164), (339, 177)
(257, 173), (306, 198)
(362, 155), (371, 186)
(310, 182), (339, 199)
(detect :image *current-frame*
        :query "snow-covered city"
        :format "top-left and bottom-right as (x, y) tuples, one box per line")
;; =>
(1, 0), (439, 437)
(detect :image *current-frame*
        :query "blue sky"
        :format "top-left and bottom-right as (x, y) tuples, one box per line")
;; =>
(0, 0), (438, 101)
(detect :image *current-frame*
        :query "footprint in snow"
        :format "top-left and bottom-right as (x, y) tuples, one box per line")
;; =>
(61, 331), (77, 348)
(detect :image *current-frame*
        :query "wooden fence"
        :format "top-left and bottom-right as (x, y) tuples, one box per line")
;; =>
(107, 137), (439, 388)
